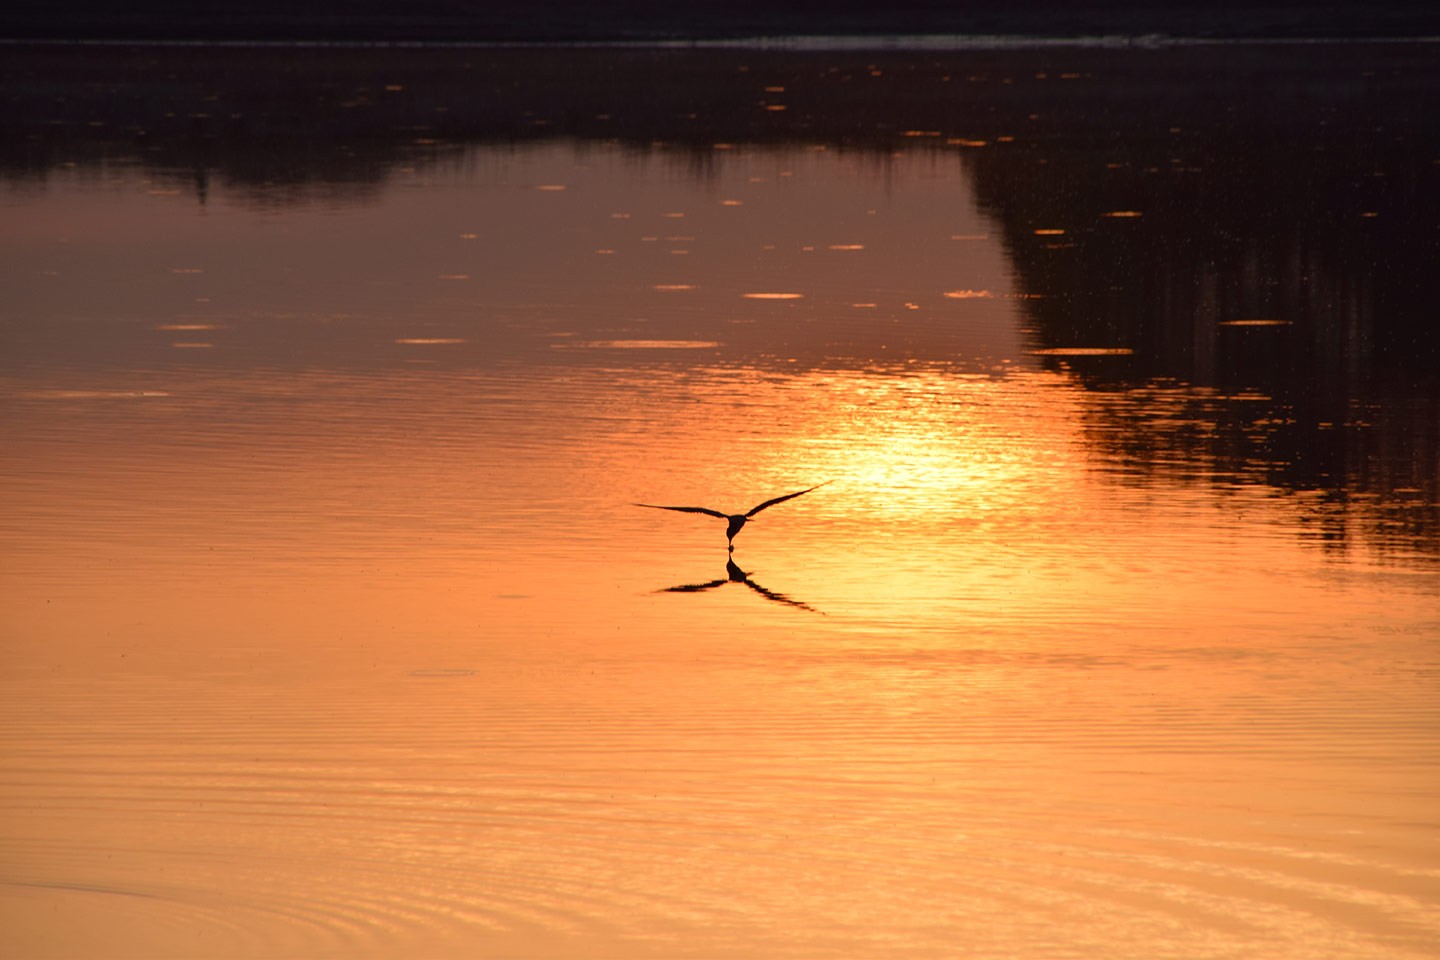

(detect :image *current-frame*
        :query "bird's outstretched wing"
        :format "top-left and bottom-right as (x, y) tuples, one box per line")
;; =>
(634, 503), (729, 519)
(744, 481), (832, 518)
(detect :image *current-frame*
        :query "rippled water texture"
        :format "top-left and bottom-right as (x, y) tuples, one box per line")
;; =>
(2, 43), (1438, 959)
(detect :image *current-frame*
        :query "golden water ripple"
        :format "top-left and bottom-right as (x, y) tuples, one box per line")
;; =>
(4, 135), (1436, 960)
(4, 663), (1436, 959)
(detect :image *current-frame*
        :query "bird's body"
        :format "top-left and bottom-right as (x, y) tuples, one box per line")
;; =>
(635, 482), (830, 551)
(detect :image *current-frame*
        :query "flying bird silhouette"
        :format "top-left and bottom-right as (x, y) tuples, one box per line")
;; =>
(635, 481), (831, 552)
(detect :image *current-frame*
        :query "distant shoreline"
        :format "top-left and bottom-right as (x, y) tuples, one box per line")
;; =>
(4, 34), (1438, 50)
(2, 1), (1437, 45)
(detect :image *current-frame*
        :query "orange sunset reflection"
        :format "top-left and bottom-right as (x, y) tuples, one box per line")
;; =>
(3, 50), (1438, 958)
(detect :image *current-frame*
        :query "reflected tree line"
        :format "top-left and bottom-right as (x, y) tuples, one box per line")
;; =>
(952, 56), (1438, 561)
(4, 43), (1435, 555)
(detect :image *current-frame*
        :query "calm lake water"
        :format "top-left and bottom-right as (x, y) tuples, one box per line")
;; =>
(2, 42), (1438, 959)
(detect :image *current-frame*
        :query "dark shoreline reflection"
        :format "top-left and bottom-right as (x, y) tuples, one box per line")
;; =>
(4, 42), (1435, 558)
(6, 44), (1432, 362)
(659, 558), (822, 614)
(6, 44), (1436, 202)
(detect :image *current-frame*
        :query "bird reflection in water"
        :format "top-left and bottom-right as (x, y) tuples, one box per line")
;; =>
(658, 558), (822, 614)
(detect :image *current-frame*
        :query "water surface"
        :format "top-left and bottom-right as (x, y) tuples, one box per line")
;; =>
(2, 43), (1438, 959)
